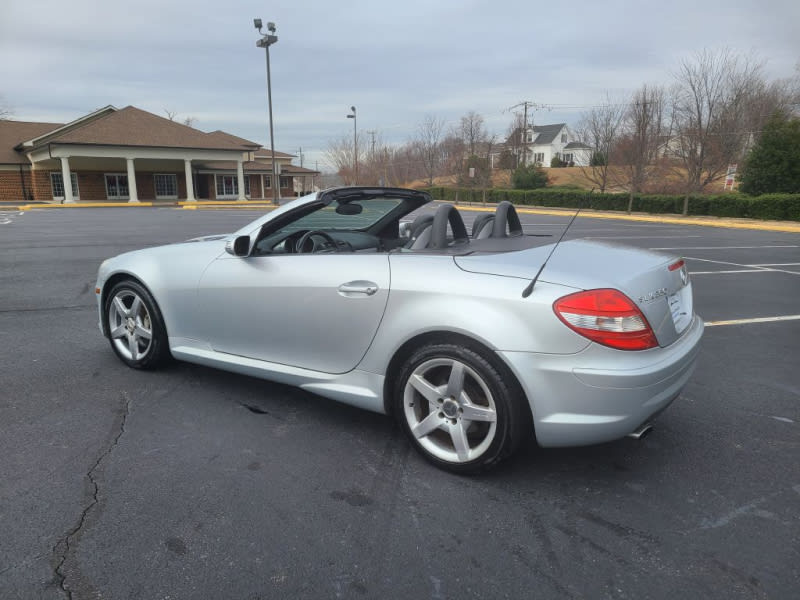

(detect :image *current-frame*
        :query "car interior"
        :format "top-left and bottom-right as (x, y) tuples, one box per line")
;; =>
(252, 199), (551, 256)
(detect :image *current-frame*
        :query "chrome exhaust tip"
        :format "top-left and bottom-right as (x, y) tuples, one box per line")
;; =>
(627, 423), (653, 440)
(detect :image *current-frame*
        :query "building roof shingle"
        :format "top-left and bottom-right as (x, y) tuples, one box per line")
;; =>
(30, 106), (260, 151)
(0, 120), (63, 164)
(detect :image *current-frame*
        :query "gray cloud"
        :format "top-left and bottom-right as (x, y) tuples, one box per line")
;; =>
(1, 0), (797, 169)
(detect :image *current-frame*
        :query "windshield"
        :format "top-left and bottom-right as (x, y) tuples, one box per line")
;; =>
(272, 197), (405, 235)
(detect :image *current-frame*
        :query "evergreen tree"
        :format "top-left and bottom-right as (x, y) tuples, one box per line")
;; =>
(512, 165), (549, 189)
(739, 111), (800, 195)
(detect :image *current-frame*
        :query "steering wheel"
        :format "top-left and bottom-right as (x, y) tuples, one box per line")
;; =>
(296, 230), (341, 253)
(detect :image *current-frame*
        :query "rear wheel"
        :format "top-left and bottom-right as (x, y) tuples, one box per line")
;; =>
(105, 280), (170, 369)
(394, 343), (528, 474)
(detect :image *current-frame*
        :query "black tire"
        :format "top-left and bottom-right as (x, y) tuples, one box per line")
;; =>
(105, 279), (171, 370)
(393, 343), (529, 474)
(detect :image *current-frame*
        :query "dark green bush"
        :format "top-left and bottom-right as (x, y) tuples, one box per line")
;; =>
(421, 187), (800, 221)
(511, 165), (549, 190)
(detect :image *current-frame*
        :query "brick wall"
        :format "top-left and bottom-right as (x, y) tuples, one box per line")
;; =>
(0, 171), (25, 201)
(31, 170), (53, 201)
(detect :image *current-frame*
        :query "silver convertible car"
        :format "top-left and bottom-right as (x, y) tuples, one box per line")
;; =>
(96, 187), (703, 473)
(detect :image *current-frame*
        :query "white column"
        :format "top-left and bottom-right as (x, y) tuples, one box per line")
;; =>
(126, 158), (139, 203)
(60, 157), (74, 203)
(184, 159), (196, 202)
(236, 160), (246, 201)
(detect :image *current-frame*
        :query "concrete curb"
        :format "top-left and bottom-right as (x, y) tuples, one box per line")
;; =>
(448, 203), (800, 233)
(11, 200), (800, 233)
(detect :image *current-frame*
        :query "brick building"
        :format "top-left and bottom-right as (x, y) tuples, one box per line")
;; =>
(0, 105), (318, 203)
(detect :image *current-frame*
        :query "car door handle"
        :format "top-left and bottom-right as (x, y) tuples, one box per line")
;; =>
(338, 281), (379, 296)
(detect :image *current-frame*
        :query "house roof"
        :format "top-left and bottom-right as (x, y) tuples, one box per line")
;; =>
(206, 130), (261, 149)
(254, 149), (294, 159)
(564, 141), (591, 149)
(23, 106), (261, 151)
(531, 123), (566, 145)
(194, 160), (319, 175)
(0, 120), (64, 164)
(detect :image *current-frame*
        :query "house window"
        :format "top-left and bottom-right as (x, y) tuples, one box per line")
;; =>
(533, 152), (545, 164)
(50, 172), (79, 199)
(154, 174), (178, 199)
(563, 153), (573, 164)
(280, 176), (291, 189)
(561, 134), (567, 143)
(105, 174), (129, 199)
(264, 175), (272, 189)
(215, 175), (238, 198)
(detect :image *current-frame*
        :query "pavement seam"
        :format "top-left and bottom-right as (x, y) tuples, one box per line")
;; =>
(51, 392), (130, 599)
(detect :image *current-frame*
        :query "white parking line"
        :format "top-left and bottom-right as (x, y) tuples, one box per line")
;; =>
(586, 235), (703, 240)
(651, 245), (799, 250)
(685, 257), (800, 276)
(704, 315), (800, 327)
(690, 270), (770, 275)
(747, 263), (800, 267)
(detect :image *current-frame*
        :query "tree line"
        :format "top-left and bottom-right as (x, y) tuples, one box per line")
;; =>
(323, 49), (799, 210)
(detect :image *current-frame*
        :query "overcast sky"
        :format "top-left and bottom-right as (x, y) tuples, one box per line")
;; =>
(1, 0), (797, 170)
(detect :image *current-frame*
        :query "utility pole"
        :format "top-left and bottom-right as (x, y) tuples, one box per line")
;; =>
(366, 130), (377, 158)
(504, 101), (549, 168)
(297, 147), (304, 168)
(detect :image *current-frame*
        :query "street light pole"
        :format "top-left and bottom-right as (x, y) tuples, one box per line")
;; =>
(255, 19), (280, 205)
(346, 106), (357, 185)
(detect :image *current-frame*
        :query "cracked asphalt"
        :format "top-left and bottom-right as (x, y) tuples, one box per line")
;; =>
(1, 207), (798, 599)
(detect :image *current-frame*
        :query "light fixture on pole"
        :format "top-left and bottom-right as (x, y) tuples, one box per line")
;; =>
(255, 18), (280, 205)
(346, 106), (357, 185)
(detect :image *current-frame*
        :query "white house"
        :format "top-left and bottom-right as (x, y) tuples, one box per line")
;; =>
(490, 123), (592, 169)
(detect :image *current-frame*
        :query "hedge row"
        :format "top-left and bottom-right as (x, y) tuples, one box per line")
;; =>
(423, 187), (800, 221)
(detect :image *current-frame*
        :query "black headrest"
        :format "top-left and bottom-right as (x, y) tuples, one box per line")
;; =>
(430, 204), (468, 249)
(492, 201), (523, 237)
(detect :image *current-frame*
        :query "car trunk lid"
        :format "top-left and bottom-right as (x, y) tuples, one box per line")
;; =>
(454, 239), (693, 347)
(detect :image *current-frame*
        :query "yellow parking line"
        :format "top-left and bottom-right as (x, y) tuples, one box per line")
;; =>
(450, 203), (800, 233)
(704, 315), (800, 327)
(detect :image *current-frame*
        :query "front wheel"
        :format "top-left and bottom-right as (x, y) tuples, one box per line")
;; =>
(394, 343), (529, 474)
(105, 280), (170, 369)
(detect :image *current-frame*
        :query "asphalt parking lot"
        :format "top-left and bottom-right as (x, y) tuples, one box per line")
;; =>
(1, 206), (798, 599)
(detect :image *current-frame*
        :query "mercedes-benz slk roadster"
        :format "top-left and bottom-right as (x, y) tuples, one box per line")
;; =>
(96, 187), (702, 473)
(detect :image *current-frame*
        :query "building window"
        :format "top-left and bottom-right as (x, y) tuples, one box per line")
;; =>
(264, 175), (272, 189)
(244, 176), (251, 198)
(153, 174), (178, 199)
(215, 175), (238, 198)
(563, 153), (573, 164)
(50, 172), (79, 199)
(561, 134), (567, 143)
(280, 176), (291, 189)
(105, 174), (129, 200)
(533, 152), (545, 164)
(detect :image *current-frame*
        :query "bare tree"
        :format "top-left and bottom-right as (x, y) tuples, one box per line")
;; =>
(323, 133), (363, 185)
(164, 109), (197, 128)
(500, 112), (527, 170)
(670, 49), (764, 213)
(458, 111), (488, 157)
(415, 115), (446, 186)
(577, 95), (625, 193)
(614, 84), (667, 211)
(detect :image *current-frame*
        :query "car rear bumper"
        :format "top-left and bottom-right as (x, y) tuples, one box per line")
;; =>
(498, 315), (704, 447)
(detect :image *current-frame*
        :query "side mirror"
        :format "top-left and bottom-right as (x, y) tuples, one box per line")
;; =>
(225, 235), (251, 257)
(399, 221), (412, 239)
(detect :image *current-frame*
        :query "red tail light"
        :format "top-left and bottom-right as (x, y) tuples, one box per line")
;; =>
(553, 289), (658, 351)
